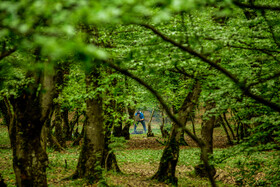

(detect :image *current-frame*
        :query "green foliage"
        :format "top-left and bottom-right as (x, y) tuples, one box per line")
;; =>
(1, 0), (280, 186)
(109, 137), (127, 151)
(214, 144), (280, 186)
(0, 126), (9, 147)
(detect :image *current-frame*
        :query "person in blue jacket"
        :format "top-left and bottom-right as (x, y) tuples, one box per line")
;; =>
(134, 110), (147, 133)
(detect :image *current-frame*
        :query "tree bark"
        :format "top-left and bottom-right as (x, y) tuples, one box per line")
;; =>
(195, 101), (216, 178)
(190, 113), (196, 136)
(103, 118), (121, 172)
(160, 109), (169, 138)
(72, 123), (85, 146)
(219, 116), (232, 145)
(4, 61), (55, 187)
(62, 108), (71, 140)
(147, 108), (155, 137)
(152, 81), (201, 185)
(72, 70), (105, 184)
(222, 113), (236, 140)
(52, 64), (69, 147)
(69, 110), (81, 139)
(201, 102), (216, 155)
(54, 106), (66, 147)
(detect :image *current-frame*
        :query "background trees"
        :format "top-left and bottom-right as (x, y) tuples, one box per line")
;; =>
(0, 0), (279, 186)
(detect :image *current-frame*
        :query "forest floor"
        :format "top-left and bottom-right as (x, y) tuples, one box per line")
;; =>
(1, 124), (274, 186)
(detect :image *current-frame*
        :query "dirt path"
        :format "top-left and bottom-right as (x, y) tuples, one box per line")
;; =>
(126, 133), (230, 150)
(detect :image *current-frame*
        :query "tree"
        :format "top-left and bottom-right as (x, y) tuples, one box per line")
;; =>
(72, 67), (105, 183)
(1, 0), (280, 186)
(152, 80), (201, 184)
(3, 57), (55, 186)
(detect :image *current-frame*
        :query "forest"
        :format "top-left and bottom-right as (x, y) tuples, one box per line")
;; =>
(0, 0), (280, 186)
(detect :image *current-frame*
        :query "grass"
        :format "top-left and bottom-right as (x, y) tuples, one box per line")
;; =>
(0, 124), (279, 186)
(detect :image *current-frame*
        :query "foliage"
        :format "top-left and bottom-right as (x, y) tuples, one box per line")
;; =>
(214, 143), (280, 186)
(1, 0), (280, 186)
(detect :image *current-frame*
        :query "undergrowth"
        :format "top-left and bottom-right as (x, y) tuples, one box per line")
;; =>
(0, 125), (279, 186)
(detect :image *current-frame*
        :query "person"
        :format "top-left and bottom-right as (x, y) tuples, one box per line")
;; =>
(134, 110), (147, 133)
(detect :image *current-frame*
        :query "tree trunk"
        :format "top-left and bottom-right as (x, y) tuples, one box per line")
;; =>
(121, 123), (130, 140)
(201, 102), (216, 155)
(160, 109), (169, 138)
(121, 105), (135, 140)
(152, 81), (201, 185)
(72, 123), (85, 146)
(219, 115), (232, 145)
(147, 108), (155, 137)
(179, 130), (189, 146)
(103, 118), (121, 173)
(69, 110), (81, 139)
(101, 97), (122, 172)
(0, 173), (7, 187)
(52, 64), (69, 146)
(240, 123), (244, 140)
(222, 113), (236, 140)
(43, 111), (64, 151)
(62, 108), (71, 140)
(190, 113), (196, 136)
(121, 76), (135, 140)
(72, 70), (105, 184)
(151, 123), (180, 184)
(4, 61), (55, 187)
(195, 101), (216, 178)
(113, 120), (123, 137)
(54, 106), (66, 147)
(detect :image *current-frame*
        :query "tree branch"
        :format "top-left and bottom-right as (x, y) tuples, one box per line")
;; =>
(227, 44), (280, 63)
(141, 24), (280, 113)
(105, 60), (202, 145)
(233, 0), (280, 11)
(0, 48), (16, 61)
(261, 10), (280, 49)
(248, 71), (280, 88)
(104, 60), (217, 187)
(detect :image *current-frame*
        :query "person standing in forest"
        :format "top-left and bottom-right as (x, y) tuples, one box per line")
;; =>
(134, 110), (147, 134)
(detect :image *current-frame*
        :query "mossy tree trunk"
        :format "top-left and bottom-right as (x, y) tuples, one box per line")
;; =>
(152, 81), (201, 185)
(119, 105), (135, 140)
(103, 117), (121, 172)
(121, 76), (135, 140)
(195, 101), (217, 177)
(160, 109), (169, 138)
(102, 99), (122, 172)
(72, 69), (105, 183)
(53, 65), (69, 148)
(54, 106), (66, 147)
(4, 62), (55, 187)
(201, 101), (216, 155)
